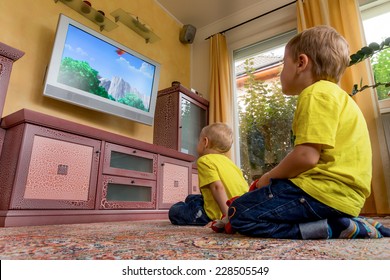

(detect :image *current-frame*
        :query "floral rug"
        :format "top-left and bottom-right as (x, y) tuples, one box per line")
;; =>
(0, 218), (389, 260)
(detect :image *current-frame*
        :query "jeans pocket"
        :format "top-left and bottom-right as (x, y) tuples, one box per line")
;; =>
(255, 197), (323, 221)
(298, 198), (324, 219)
(297, 197), (344, 220)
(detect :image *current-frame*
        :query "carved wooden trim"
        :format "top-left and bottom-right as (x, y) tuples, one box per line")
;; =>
(0, 42), (25, 62)
(0, 41), (24, 118)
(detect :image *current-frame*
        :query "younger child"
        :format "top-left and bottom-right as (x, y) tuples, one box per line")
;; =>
(224, 25), (390, 239)
(168, 123), (248, 227)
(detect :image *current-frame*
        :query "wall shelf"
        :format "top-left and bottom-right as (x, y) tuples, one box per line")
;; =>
(111, 8), (160, 43)
(54, 0), (118, 32)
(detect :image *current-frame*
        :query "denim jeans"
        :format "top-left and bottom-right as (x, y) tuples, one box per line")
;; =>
(168, 194), (211, 226)
(228, 179), (346, 239)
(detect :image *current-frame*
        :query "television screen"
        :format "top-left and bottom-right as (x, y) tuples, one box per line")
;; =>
(44, 14), (160, 126)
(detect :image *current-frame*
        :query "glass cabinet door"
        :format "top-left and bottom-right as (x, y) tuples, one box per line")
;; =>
(110, 151), (153, 173)
(103, 142), (157, 180)
(100, 175), (156, 209)
(180, 94), (207, 157)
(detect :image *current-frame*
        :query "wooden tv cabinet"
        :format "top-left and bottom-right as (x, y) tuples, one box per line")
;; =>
(0, 109), (197, 227)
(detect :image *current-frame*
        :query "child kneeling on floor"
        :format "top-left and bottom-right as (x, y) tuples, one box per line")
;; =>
(168, 123), (248, 228)
(219, 25), (390, 239)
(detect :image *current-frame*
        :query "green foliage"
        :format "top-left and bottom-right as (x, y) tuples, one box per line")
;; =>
(349, 37), (390, 66)
(349, 38), (390, 98)
(238, 59), (297, 181)
(371, 47), (390, 100)
(58, 57), (109, 98)
(118, 93), (147, 111)
(58, 57), (148, 111)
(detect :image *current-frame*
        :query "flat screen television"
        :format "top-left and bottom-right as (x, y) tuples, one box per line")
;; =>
(43, 14), (160, 126)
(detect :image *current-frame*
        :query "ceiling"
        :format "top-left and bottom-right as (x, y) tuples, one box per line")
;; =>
(155, 0), (388, 30)
(155, 0), (262, 29)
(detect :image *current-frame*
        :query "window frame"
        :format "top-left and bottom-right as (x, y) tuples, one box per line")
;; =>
(360, 0), (390, 112)
(232, 30), (297, 175)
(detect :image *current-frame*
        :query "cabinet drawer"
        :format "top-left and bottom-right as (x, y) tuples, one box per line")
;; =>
(99, 175), (156, 209)
(103, 142), (157, 180)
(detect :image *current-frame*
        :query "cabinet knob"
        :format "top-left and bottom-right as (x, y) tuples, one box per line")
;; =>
(133, 150), (137, 153)
(131, 180), (135, 184)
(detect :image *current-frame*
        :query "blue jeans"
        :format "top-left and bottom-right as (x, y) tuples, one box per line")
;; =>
(228, 179), (346, 239)
(168, 194), (212, 226)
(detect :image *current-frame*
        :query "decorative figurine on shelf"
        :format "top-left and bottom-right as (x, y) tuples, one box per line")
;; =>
(81, 1), (92, 14)
(171, 81), (180, 87)
(95, 10), (105, 23)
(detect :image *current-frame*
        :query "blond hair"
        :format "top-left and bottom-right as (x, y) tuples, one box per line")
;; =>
(200, 123), (233, 153)
(286, 25), (350, 83)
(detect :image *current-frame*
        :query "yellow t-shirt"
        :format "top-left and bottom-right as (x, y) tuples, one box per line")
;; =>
(290, 80), (372, 216)
(197, 154), (248, 220)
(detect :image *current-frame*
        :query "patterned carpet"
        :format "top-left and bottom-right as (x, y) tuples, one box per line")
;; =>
(0, 218), (389, 260)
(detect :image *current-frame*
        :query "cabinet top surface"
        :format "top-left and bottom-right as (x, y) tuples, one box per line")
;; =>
(0, 109), (196, 162)
(158, 84), (209, 106)
(0, 41), (25, 61)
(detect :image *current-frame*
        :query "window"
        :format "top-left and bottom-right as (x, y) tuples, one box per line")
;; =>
(233, 30), (297, 182)
(233, 1), (389, 181)
(360, 0), (390, 104)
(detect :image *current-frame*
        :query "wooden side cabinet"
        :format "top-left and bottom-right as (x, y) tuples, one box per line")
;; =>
(0, 109), (196, 226)
(154, 84), (209, 157)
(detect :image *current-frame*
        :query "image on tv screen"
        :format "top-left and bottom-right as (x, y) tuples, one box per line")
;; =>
(58, 24), (156, 112)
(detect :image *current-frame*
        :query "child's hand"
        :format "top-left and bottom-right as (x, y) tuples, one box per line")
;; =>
(249, 179), (259, 191)
(210, 215), (235, 234)
(205, 221), (213, 228)
(256, 172), (271, 188)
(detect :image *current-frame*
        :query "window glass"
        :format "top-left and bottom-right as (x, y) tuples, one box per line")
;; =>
(233, 31), (297, 182)
(361, 2), (390, 101)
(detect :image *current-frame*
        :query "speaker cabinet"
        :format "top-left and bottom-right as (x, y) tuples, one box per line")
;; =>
(179, 24), (196, 44)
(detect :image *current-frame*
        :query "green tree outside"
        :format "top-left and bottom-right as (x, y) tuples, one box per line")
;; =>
(371, 47), (390, 100)
(238, 58), (297, 182)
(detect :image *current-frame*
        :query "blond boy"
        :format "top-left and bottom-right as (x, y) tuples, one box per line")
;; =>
(169, 123), (248, 227)
(227, 25), (390, 239)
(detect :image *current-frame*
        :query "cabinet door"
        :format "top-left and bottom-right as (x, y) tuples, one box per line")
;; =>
(157, 156), (191, 209)
(7, 124), (100, 209)
(191, 169), (200, 194)
(179, 93), (208, 157)
(0, 128), (4, 160)
(99, 175), (156, 209)
(103, 142), (157, 180)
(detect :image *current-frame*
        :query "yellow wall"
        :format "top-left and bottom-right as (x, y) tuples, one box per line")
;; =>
(0, 0), (191, 143)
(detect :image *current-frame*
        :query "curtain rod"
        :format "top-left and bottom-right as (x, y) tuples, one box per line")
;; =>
(205, 0), (297, 40)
